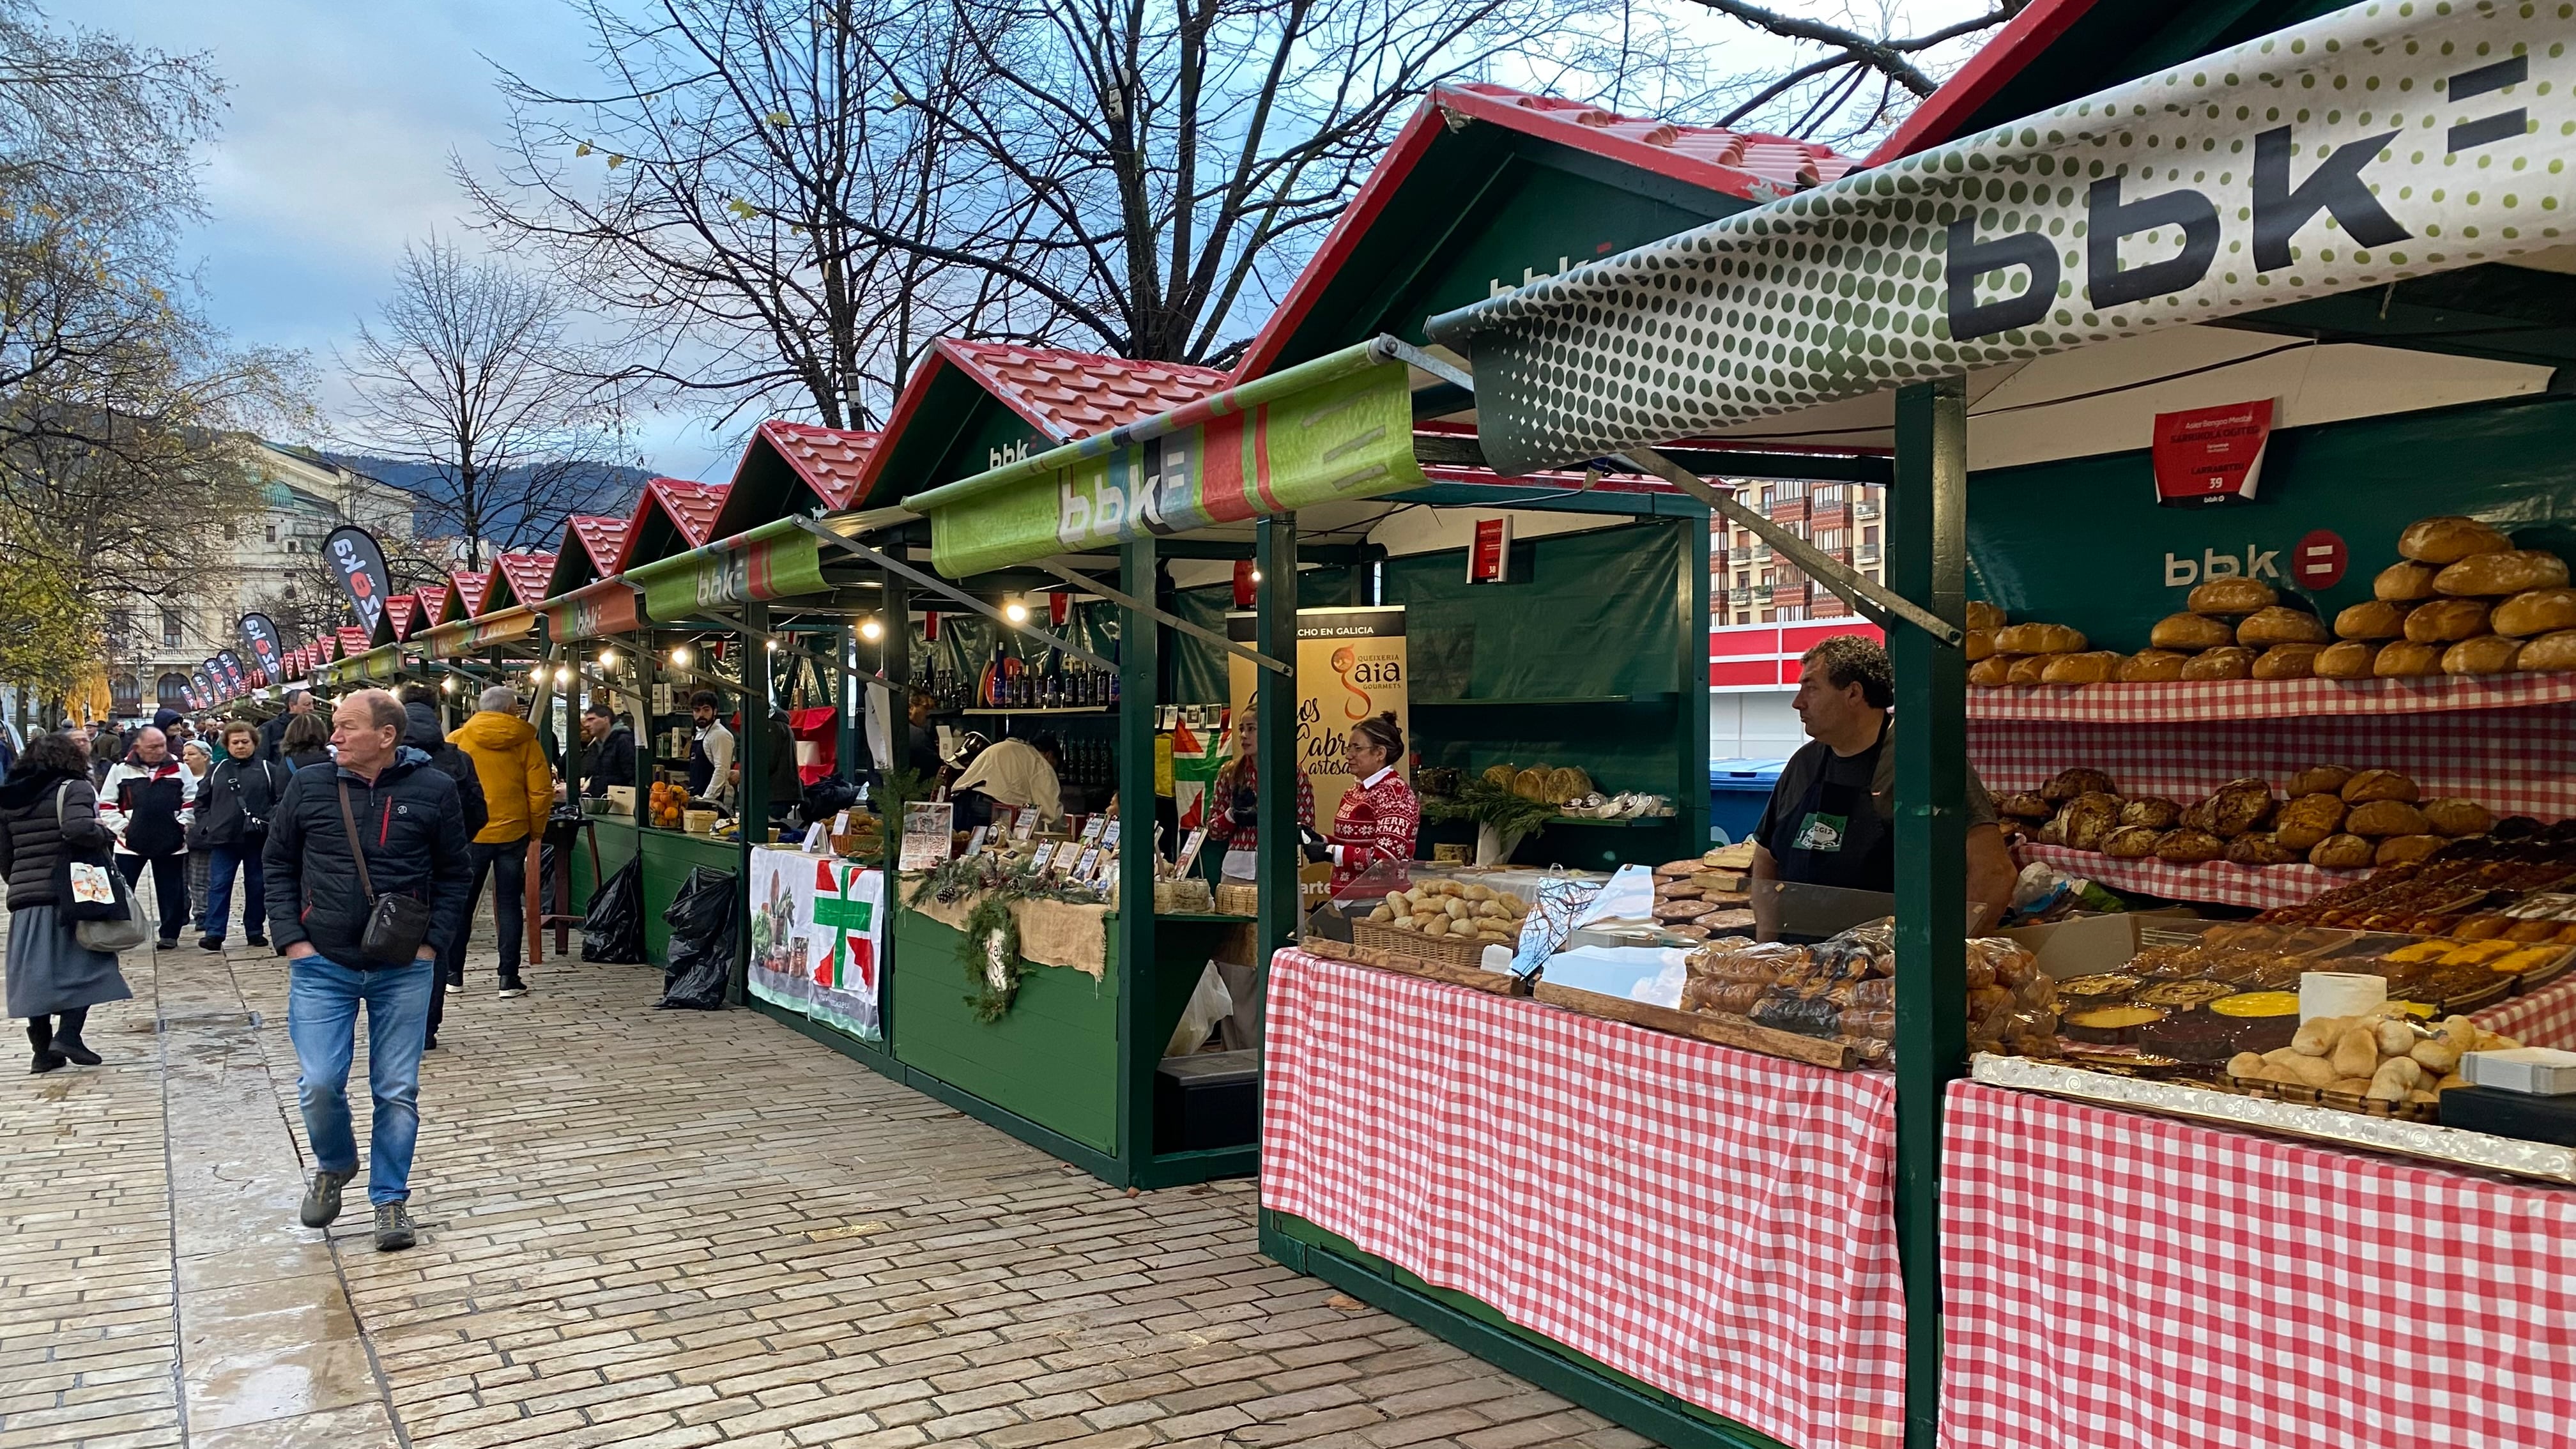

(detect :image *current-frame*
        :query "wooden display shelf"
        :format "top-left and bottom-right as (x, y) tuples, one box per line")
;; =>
(1966, 670), (2576, 724)
(1531, 983), (1858, 1069)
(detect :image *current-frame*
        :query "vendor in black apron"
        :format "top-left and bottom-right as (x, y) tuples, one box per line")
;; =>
(1749, 635), (2017, 942)
(686, 690), (734, 803)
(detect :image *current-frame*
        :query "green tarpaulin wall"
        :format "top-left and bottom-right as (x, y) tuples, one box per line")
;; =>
(1966, 394), (2576, 643)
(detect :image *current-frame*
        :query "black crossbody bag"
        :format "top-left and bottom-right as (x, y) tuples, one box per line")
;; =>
(337, 781), (434, 965)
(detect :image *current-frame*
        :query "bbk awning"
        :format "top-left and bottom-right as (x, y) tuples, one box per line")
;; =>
(1426, 0), (2573, 474)
(627, 514), (831, 622)
(423, 606), (535, 660)
(321, 643), (402, 687)
(539, 579), (643, 643)
(904, 339), (1429, 578)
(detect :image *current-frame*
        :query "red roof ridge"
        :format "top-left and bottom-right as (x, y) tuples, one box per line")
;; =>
(752, 420), (881, 513)
(935, 339), (1230, 443)
(567, 514), (631, 573)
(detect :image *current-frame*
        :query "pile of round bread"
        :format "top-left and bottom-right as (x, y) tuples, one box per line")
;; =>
(2228, 1007), (2520, 1110)
(1482, 762), (1595, 806)
(1965, 515), (2575, 686)
(1365, 878), (1529, 944)
(1997, 764), (2495, 871)
(2319, 515), (2575, 677)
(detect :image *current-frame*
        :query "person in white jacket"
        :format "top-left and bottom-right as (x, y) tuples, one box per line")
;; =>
(97, 726), (197, 949)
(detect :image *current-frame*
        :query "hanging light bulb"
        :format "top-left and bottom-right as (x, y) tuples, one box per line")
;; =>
(671, 645), (691, 667)
(555, 664), (574, 685)
(858, 617), (884, 642)
(597, 648), (618, 670)
(440, 676), (456, 693)
(1003, 597), (1030, 624)
(765, 638), (778, 652)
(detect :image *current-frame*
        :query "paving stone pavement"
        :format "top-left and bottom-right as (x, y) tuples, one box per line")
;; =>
(3, 930), (1659, 1449)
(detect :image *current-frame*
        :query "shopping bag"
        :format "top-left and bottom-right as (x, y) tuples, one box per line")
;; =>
(50, 783), (128, 924)
(74, 870), (150, 953)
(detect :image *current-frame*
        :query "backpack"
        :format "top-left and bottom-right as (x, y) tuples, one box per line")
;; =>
(427, 742), (489, 837)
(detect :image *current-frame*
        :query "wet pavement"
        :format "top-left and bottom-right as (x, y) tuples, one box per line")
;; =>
(3, 928), (1655, 1448)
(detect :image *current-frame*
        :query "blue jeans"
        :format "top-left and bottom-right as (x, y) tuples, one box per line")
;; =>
(199, 844), (265, 941)
(288, 953), (434, 1205)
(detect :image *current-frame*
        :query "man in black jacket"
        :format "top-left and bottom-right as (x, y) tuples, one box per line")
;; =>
(401, 685), (487, 1051)
(263, 688), (470, 1252)
(260, 689), (315, 762)
(577, 699), (635, 798)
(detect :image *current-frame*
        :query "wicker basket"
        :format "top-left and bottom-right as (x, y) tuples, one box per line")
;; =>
(1351, 918), (1491, 972)
(1215, 882), (1260, 917)
(2225, 1071), (2437, 1123)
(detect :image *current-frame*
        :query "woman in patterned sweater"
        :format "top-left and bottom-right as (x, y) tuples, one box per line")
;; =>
(1304, 712), (1419, 896)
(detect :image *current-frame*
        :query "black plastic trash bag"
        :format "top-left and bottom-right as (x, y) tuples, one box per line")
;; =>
(582, 856), (647, 963)
(658, 865), (737, 1010)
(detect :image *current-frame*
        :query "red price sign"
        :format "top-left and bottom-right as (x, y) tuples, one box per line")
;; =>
(2293, 528), (2348, 590)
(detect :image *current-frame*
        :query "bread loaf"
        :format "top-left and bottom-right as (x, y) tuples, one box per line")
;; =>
(1968, 656), (2015, 687)
(2227, 833), (2301, 866)
(2434, 549), (2570, 597)
(2237, 606), (2331, 647)
(1996, 792), (2054, 820)
(2273, 793), (2348, 851)
(2375, 562), (2441, 601)
(2341, 769), (2419, 804)
(2284, 765), (2354, 798)
(2420, 798), (2494, 836)
(2203, 778), (2276, 838)
(2117, 649), (2189, 682)
(2372, 640), (2444, 677)
(2041, 650), (2121, 684)
(2333, 600), (2410, 640)
(2119, 797), (2182, 830)
(2403, 598), (2490, 643)
(2043, 768), (2119, 802)
(2398, 514), (2512, 564)
(2102, 825), (2163, 858)
(2308, 833), (2377, 869)
(1964, 601), (2007, 631)
(1994, 622), (2087, 654)
(1964, 628), (1997, 662)
(2006, 654), (2050, 686)
(2149, 613), (2239, 651)
(2156, 828), (2227, 863)
(2181, 647), (2256, 680)
(2375, 835), (2448, 867)
(2253, 643), (2324, 679)
(2517, 629), (2576, 672)
(2313, 640), (2376, 678)
(2490, 587), (2576, 636)
(2186, 578), (2277, 615)
(2064, 793), (2122, 852)
(2441, 634), (2524, 675)
(2347, 799), (2432, 838)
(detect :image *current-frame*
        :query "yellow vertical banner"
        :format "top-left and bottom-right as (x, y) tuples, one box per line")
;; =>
(1229, 606), (1407, 830)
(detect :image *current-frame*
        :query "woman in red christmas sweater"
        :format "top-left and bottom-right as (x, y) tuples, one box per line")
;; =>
(1303, 712), (1419, 896)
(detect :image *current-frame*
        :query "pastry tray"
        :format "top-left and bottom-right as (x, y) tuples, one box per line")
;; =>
(1972, 1054), (2576, 1186)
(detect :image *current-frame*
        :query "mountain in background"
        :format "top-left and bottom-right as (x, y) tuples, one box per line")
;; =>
(321, 452), (653, 551)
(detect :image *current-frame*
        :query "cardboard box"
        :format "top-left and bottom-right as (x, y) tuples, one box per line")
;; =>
(2002, 909), (2199, 980)
(2462, 1047), (2576, 1096)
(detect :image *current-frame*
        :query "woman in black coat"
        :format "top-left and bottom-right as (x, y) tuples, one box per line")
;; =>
(0, 732), (134, 1071)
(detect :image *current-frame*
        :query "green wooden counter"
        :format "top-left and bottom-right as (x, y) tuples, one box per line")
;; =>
(877, 904), (1257, 1183)
(570, 813), (641, 912)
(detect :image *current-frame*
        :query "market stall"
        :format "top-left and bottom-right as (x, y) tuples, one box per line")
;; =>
(1241, 1), (2576, 1446)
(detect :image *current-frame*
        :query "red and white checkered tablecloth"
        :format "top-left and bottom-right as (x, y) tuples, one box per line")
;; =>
(1970, 702), (2576, 822)
(1966, 670), (2576, 724)
(1261, 949), (1908, 1449)
(2016, 843), (2345, 910)
(1940, 1080), (2576, 1449)
(2472, 970), (2576, 1052)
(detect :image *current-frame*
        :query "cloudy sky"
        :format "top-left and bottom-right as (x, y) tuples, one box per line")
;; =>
(82, 0), (1993, 482)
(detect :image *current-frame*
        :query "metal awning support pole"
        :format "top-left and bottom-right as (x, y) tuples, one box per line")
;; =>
(1889, 377), (1969, 1449)
(789, 516), (1121, 673)
(1031, 562), (1289, 676)
(1253, 515), (1301, 1035)
(1616, 446), (1962, 647)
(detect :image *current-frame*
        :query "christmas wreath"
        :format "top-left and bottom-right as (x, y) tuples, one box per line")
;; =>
(959, 893), (1023, 1022)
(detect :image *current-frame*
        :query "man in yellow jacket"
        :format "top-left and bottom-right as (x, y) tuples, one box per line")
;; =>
(447, 686), (555, 997)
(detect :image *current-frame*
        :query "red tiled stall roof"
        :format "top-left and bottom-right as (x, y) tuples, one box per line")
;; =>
(1439, 83), (1858, 198)
(491, 552), (557, 610)
(568, 515), (631, 574)
(616, 477), (733, 572)
(753, 421), (878, 511)
(415, 585), (455, 627)
(385, 595), (417, 641)
(452, 569), (493, 619)
(937, 341), (1232, 443)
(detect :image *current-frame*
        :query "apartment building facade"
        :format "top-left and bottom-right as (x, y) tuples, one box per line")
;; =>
(1706, 478), (1889, 760)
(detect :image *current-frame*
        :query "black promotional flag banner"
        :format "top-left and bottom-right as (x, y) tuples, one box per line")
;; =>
(215, 651), (248, 696)
(240, 613), (284, 682)
(325, 525), (395, 636)
(192, 664), (217, 703)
